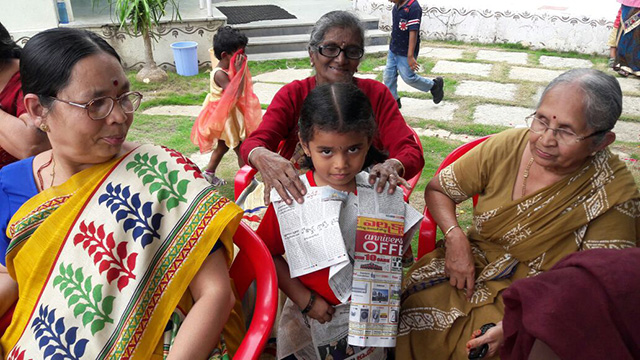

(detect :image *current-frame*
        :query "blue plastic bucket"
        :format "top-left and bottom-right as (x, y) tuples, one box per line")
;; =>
(171, 41), (199, 76)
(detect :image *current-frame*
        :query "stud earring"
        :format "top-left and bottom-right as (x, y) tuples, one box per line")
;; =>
(39, 123), (50, 132)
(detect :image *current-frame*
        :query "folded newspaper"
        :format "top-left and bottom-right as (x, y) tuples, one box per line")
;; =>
(271, 172), (422, 355)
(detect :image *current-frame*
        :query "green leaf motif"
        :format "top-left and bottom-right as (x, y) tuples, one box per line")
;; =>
(150, 155), (158, 166)
(177, 179), (189, 196)
(168, 170), (179, 185)
(142, 174), (155, 186)
(166, 198), (179, 211)
(158, 162), (168, 174)
(53, 263), (115, 335)
(149, 182), (162, 194)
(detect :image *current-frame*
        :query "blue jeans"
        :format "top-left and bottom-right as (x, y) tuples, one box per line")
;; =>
(383, 50), (434, 100)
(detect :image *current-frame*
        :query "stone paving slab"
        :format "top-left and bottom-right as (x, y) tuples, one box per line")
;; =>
(455, 80), (518, 101)
(252, 69), (312, 83)
(431, 60), (492, 77)
(374, 66), (386, 72)
(613, 121), (640, 143)
(414, 128), (479, 143)
(418, 47), (464, 60)
(254, 82), (284, 104)
(476, 50), (528, 65)
(509, 67), (564, 83)
(400, 98), (458, 121)
(538, 56), (593, 69)
(622, 96), (640, 117)
(142, 105), (201, 117)
(616, 77), (640, 93)
(357, 73), (379, 80)
(473, 104), (532, 127)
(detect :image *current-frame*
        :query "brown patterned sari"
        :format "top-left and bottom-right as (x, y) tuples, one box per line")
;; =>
(397, 128), (640, 359)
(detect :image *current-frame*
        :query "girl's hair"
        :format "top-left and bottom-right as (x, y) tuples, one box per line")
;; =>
(20, 27), (121, 107)
(213, 26), (248, 60)
(299, 83), (387, 169)
(0, 22), (21, 63)
(308, 11), (365, 52)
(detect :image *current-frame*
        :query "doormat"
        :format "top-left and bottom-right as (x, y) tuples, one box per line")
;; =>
(217, 5), (296, 25)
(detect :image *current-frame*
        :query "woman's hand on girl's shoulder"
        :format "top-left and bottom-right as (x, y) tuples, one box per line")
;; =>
(368, 159), (410, 194)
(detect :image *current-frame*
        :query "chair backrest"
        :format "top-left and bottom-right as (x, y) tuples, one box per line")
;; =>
(229, 222), (278, 360)
(235, 128), (424, 203)
(0, 223), (278, 359)
(417, 135), (492, 259)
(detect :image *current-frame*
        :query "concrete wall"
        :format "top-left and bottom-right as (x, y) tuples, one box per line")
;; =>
(83, 20), (226, 70)
(354, 0), (614, 55)
(1, 0), (60, 41)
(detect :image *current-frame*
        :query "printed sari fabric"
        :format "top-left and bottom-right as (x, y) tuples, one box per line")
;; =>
(617, 5), (640, 74)
(397, 128), (640, 360)
(0, 144), (243, 359)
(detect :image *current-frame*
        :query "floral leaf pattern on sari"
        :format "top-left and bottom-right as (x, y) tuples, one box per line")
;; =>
(7, 346), (32, 360)
(51, 264), (115, 335)
(125, 152), (190, 210)
(73, 220), (137, 291)
(161, 146), (204, 179)
(31, 305), (89, 359)
(98, 183), (163, 248)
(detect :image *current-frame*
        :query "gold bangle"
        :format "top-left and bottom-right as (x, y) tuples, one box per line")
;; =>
(443, 225), (460, 239)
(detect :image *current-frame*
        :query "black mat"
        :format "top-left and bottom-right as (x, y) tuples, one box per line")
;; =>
(217, 5), (296, 25)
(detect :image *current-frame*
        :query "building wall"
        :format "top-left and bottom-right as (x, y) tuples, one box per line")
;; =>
(354, 0), (614, 55)
(1, 0), (59, 40)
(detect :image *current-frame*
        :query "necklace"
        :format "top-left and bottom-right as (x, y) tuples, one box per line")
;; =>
(521, 157), (534, 197)
(36, 153), (56, 191)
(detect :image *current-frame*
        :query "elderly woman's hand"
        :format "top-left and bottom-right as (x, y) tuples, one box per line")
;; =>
(444, 228), (476, 300)
(368, 159), (410, 194)
(250, 147), (307, 205)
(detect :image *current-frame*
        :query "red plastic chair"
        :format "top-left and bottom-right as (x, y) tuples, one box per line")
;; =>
(417, 135), (492, 259)
(0, 223), (277, 360)
(230, 222), (278, 360)
(0, 304), (14, 337)
(235, 127), (425, 203)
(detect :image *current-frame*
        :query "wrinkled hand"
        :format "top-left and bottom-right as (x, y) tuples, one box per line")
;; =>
(233, 53), (246, 72)
(444, 230), (476, 300)
(307, 295), (335, 324)
(368, 159), (410, 194)
(251, 148), (306, 205)
(408, 56), (419, 72)
(466, 321), (504, 358)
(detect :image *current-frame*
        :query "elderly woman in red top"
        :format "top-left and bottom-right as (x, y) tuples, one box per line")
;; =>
(0, 22), (49, 168)
(240, 11), (424, 205)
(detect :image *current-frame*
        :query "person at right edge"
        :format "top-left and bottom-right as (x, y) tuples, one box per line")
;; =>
(384, 0), (444, 108)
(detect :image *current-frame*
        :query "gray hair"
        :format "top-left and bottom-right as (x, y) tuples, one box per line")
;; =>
(537, 68), (622, 143)
(308, 11), (365, 52)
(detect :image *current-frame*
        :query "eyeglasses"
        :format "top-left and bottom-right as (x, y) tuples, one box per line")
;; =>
(525, 113), (611, 145)
(317, 45), (365, 60)
(49, 91), (143, 120)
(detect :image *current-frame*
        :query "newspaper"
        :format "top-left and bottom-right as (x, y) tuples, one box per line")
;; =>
(272, 172), (423, 356)
(311, 305), (386, 360)
(348, 180), (420, 348)
(271, 186), (350, 279)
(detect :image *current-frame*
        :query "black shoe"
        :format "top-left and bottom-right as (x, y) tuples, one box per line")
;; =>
(396, 98), (402, 109)
(431, 77), (444, 104)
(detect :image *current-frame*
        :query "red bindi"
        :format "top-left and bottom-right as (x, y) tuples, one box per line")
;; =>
(552, 115), (556, 119)
(113, 80), (118, 86)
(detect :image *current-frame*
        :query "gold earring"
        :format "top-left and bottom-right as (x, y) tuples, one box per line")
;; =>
(39, 123), (50, 132)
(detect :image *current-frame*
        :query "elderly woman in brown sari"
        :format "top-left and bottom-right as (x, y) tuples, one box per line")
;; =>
(397, 68), (640, 359)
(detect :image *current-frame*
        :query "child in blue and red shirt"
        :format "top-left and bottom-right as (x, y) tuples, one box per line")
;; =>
(383, 0), (444, 107)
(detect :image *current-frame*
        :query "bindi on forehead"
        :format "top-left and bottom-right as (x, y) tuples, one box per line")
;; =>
(113, 79), (119, 86)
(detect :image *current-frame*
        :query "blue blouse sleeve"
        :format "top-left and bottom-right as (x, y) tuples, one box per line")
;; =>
(0, 158), (37, 266)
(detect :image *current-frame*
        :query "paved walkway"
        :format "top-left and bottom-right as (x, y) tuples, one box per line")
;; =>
(143, 42), (640, 166)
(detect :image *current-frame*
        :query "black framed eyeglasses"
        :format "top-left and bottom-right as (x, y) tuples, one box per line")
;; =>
(317, 45), (365, 60)
(48, 91), (143, 120)
(525, 113), (612, 145)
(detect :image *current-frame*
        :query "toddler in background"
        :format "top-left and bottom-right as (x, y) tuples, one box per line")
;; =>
(192, 26), (262, 185)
